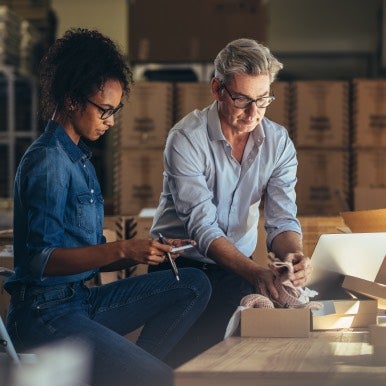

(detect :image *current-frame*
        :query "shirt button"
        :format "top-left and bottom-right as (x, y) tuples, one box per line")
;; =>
(90, 199), (94, 203)
(91, 189), (94, 193)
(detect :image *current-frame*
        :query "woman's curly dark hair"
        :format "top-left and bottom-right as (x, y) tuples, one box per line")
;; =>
(39, 28), (133, 121)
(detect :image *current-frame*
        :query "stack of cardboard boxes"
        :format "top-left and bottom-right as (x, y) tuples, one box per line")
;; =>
(113, 82), (173, 215)
(265, 81), (291, 130)
(291, 80), (351, 215)
(352, 79), (386, 210)
(174, 82), (213, 122)
(113, 77), (386, 216)
(113, 81), (214, 216)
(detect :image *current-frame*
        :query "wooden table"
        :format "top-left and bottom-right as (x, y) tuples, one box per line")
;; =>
(174, 331), (386, 386)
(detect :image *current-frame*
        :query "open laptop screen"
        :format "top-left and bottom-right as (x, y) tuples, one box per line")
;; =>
(310, 232), (386, 285)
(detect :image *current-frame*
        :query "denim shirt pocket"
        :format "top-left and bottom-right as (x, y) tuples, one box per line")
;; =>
(76, 192), (104, 233)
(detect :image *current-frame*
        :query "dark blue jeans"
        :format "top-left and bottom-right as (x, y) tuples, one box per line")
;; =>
(149, 258), (254, 368)
(6, 268), (211, 386)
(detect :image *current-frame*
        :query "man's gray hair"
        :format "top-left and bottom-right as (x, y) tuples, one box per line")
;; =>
(214, 38), (283, 85)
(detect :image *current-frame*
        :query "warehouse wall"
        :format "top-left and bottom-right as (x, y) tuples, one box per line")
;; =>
(269, 0), (382, 79)
(269, 0), (379, 53)
(51, 0), (383, 73)
(51, 0), (128, 54)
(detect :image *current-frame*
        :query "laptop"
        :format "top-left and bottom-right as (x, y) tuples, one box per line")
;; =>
(309, 232), (386, 286)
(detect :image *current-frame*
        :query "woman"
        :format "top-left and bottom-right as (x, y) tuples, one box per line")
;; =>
(5, 28), (211, 386)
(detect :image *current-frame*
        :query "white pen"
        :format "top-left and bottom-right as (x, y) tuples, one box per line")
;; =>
(158, 233), (180, 281)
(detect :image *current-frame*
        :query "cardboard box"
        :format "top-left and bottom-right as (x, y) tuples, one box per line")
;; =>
(292, 81), (350, 148)
(312, 298), (378, 330)
(354, 187), (386, 211)
(296, 149), (350, 215)
(174, 82), (214, 122)
(341, 209), (386, 233)
(103, 215), (137, 240)
(134, 208), (155, 239)
(369, 324), (386, 346)
(240, 307), (310, 338)
(352, 78), (386, 148)
(353, 148), (386, 188)
(113, 149), (164, 215)
(116, 82), (173, 149)
(342, 275), (386, 310)
(299, 215), (347, 258)
(265, 81), (291, 130)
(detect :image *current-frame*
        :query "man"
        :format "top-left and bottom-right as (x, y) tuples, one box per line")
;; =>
(150, 38), (311, 366)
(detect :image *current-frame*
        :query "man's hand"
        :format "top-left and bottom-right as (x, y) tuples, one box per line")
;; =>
(284, 252), (312, 287)
(253, 266), (279, 300)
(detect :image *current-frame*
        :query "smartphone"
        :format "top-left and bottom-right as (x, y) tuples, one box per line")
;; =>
(170, 244), (195, 253)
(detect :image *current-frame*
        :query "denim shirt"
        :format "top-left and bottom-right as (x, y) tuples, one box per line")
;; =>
(5, 121), (103, 292)
(151, 102), (301, 264)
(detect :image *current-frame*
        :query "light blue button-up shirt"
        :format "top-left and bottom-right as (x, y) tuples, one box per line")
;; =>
(5, 121), (102, 292)
(151, 102), (301, 264)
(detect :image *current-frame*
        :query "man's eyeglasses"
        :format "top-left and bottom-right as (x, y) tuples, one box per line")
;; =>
(222, 83), (275, 109)
(86, 99), (123, 120)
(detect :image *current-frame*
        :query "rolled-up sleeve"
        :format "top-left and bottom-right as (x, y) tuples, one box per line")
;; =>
(264, 132), (302, 249)
(20, 147), (69, 280)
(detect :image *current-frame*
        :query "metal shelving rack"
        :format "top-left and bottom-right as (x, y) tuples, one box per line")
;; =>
(0, 65), (38, 198)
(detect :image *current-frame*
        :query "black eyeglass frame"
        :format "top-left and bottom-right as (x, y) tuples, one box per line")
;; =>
(221, 83), (275, 109)
(86, 99), (124, 120)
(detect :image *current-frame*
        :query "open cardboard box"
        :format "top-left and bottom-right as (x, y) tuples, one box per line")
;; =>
(240, 307), (310, 338)
(317, 209), (386, 312)
(239, 209), (386, 338)
(341, 208), (386, 233)
(311, 296), (378, 330)
(308, 272), (378, 330)
(239, 291), (377, 336)
(342, 275), (386, 310)
(306, 209), (386, 329)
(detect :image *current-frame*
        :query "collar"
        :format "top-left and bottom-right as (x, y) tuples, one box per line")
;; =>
(45, 120), (92, 163)
(207, 101), (266, 144)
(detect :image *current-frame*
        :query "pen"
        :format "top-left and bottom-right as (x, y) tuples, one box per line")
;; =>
(158, 233), (180, 282)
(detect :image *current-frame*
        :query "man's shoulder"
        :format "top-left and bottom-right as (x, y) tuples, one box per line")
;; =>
(171, 107), (209, 137)
(262, 117), (289, 135)
(261, 117), (292, 143)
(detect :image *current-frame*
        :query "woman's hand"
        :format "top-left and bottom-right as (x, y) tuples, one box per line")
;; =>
(119, 237), (196, 265)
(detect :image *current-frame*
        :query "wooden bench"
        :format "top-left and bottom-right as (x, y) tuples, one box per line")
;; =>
(174, 331), (386, 386)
